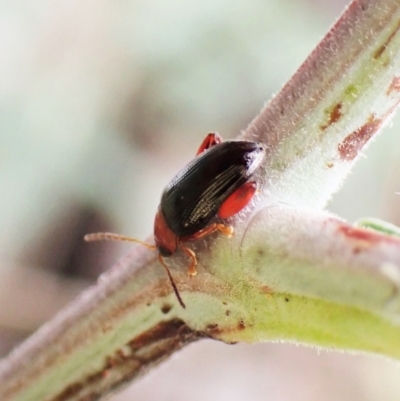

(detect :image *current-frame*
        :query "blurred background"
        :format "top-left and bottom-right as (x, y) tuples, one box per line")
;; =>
(1, 0), (400, 400)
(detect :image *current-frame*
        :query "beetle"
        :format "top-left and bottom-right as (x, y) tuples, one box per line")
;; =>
(85, 132), (265, 308)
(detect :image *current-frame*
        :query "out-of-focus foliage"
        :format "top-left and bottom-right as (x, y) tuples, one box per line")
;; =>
(1, 1), (400, 400)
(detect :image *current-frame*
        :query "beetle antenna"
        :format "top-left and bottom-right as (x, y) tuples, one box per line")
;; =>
(158, 254), (186, 308)
(85, 232), (186, 308)
(84, 232), (156, 250)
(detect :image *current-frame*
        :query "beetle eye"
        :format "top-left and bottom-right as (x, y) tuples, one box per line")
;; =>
(158, 246), (173, 257)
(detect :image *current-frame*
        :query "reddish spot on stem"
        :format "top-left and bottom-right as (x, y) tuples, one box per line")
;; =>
(338, 225), (381, 244)
(338, 116), (382, 161)
(387, 76), (400, 95)
(321, 102), (342, 130)
(374, 20), (400, 59)
(337, 224), (400, 255)
(261, 285), (274, 296)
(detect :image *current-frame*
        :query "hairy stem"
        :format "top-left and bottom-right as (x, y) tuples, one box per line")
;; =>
(244, 0), (400, 208)
(2, 0), (400, 400)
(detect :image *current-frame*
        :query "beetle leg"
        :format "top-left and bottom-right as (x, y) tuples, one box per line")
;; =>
(196, 132), (223, 155)
(179, 241), (198, 276)
(183, 223), (234, 244)
(218, 181), (257, 219)
(180, 223), (234, 277)
(158, 254), (186, 308)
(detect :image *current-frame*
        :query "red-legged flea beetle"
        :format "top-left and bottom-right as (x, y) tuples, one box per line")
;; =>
(85, 132), (265, 308)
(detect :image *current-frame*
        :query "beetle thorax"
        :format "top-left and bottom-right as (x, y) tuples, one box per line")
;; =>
(154, 207), (178, 256)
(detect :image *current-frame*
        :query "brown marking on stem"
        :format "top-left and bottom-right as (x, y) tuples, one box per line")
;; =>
(387, 76), (400, 95)
(321, 102), (343, 130)
(3, 306), (125, 399)
(257, 248), (265, 257)
(206, 323), (221, 336)
(161, 303), (172, 314)
(52, 383), (84, 401)
(237, 319), (246, 330)
(374, 19), (400, 59)
(338, 116), (382, 161)
(50, 319), (201, 401)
